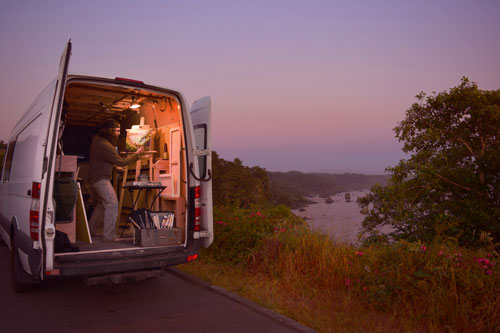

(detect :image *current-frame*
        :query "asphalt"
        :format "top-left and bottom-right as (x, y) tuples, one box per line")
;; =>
(0, 245), (314, 332)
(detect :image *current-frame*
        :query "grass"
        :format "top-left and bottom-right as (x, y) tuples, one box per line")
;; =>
(179, 206), (500, 332)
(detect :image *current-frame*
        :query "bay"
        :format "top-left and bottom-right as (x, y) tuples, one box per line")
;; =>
(292, 190), (370, 244)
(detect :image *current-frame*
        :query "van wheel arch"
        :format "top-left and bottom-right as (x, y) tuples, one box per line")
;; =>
(10, 228), (38, 292)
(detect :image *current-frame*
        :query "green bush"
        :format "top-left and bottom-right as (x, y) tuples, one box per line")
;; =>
(202, 205), (305, 264)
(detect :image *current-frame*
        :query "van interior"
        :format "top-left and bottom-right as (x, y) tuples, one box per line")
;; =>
(54, 79), (188, 253)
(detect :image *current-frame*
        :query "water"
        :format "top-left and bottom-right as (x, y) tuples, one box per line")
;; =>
(292, 190), (370, 244)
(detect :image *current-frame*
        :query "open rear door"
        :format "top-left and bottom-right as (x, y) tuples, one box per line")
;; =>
(190, 96), (213, 247)
(41, 40), (72, 273)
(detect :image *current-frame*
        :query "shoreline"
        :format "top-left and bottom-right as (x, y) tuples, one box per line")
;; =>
(291, 190), (370, 244)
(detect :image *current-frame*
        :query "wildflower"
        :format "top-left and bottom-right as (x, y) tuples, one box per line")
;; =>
(420, 245), (427, 252)
(256, 211), (262, 217)
(486, 270), (493, 275)
(234, 217), (238, 220)
(355, 251), (364, 256)
(280, 228), (286, 232)
(216, 221), (224, 225)
(484, 259), (490, 265)
(345, 279), (352, 288)
(437, 251), (444, 256)
(363, 286), (368, 292)
(487, 253), (492, 258)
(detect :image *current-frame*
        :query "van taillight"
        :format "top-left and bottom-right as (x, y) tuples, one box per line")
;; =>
(187, 254), (198, 262)
(30, 181), (41, 240)
(30, 210), (39, 241)
(32, 182), (41, 198)
(194, 186), (201, 231)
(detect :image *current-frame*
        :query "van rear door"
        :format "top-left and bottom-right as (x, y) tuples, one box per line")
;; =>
(40, 40), (72, 273)
(190, 97), (213, 247)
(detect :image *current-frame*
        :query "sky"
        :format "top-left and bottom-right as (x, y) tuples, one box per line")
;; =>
(1, 0), (499, 174)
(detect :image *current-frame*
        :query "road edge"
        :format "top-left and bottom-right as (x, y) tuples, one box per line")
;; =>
(166, 267), (315, 333)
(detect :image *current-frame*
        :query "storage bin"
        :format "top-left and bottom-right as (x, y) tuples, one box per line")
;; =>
(134, 228), (182, 247)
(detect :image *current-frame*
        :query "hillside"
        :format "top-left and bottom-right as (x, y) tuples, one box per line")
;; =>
(269, 171), (387, 208)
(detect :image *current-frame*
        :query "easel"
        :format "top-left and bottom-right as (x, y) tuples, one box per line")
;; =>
(114, 152), (155, 234)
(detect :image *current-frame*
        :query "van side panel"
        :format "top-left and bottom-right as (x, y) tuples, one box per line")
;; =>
(3, 114), (46, 238)
(0, 81), (56, 232)
(0, 80), (57, 277)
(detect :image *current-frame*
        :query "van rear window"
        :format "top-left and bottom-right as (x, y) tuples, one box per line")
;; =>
(2, 138), (17, 183)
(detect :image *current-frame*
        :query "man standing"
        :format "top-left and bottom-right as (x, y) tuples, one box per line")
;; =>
(89, 119), (144, 241)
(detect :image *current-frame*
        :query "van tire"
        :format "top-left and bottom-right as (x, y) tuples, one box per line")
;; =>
(10, 236), (37, 293)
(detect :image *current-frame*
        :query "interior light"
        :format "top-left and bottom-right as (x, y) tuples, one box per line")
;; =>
(130, 97), (141, 109)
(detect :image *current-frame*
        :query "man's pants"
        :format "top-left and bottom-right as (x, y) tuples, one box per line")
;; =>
(89, 178), (118, 240)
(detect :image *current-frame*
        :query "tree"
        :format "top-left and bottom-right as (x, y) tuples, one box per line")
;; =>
(359, 78), (500, 246)
(211, 151), (271, 208)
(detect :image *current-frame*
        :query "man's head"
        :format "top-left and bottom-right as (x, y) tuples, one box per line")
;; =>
(98, 119), (121, 145)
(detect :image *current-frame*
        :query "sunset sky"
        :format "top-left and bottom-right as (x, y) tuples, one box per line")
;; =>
(1, 0), (499, 174)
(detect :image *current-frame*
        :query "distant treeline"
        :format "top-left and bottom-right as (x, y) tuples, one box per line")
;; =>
(269, 171), (388, 208)
(211, 151), (386, 209)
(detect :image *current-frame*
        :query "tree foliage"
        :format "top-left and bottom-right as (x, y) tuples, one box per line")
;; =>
(359, 78), (500, 246)
(212, 151), (270, 208)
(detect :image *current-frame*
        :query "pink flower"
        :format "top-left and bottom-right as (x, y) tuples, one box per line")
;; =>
(486, 270), (493, 275)
(355, 251), (364, 256)
(363, 286), (368, 292)
(280, 228), (286, 232)
(256, 211), (262, 217)
(345, 279), (352, 288)
(216, 221), (224, 225)
(437, 251), (444, 256)
(420, 245), (427, 252)
(484, 259), (491, 265)
(487, 253), (492, 258)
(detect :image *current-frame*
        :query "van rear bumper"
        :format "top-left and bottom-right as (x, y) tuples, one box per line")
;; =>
(52, 241), (200, 277)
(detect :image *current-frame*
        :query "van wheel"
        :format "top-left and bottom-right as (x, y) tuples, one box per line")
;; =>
(10, 236), (37, 292)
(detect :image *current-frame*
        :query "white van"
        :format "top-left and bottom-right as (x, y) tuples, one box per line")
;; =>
(0, 41), (213, 291)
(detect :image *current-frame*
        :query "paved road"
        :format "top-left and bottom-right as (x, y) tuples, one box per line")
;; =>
(0, 246), (310, 332)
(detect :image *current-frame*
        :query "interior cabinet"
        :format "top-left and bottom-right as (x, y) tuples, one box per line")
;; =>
(54, 155), (77, 243)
